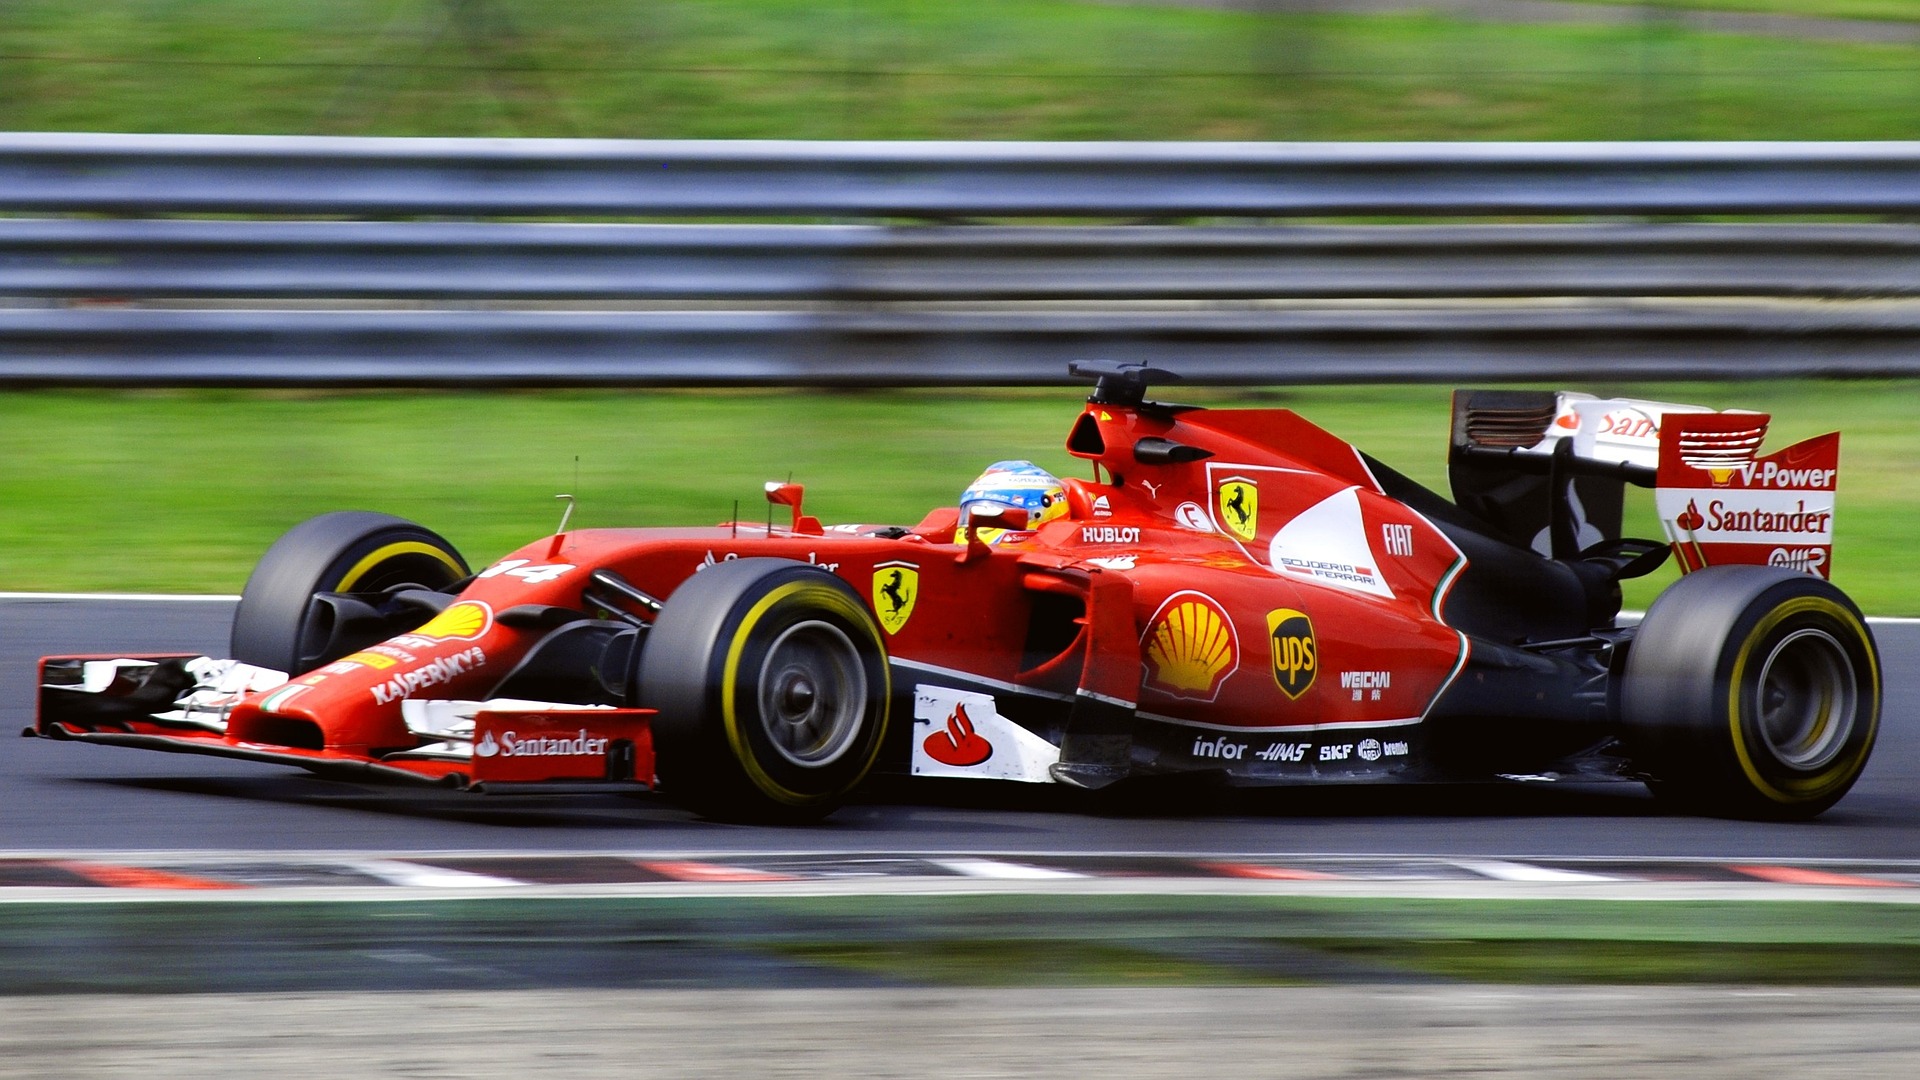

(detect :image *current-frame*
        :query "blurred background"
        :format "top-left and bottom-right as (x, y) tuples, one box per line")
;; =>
(4, 0), (1919, 141)
(4, 1), (1920, 610)
(4, 8), (1920, 1066)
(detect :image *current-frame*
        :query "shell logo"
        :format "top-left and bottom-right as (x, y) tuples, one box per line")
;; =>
(1142, 591), (1239, 701)
(412, 601), (493, 641)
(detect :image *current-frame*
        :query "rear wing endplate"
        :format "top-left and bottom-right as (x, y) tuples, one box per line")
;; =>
(1654, 413), (1839, 579)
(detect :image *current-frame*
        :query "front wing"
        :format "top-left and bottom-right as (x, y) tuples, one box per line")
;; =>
(33, 655), (655, 792)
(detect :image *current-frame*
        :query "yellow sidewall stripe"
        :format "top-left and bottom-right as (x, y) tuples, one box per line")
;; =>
(718, 580), (891, 807)
(334, 541), (465, 592)
(1727, 596), (1880, 804)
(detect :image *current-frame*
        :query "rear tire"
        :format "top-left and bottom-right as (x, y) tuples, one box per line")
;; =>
(639, 558), (891, 823)
(231, 511), (469, 674)
(1622, 566), (1879, 820)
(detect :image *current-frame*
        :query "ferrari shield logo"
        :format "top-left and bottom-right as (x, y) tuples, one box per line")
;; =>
(1217, 478), (1259, 542)
(873, 562), (919, 635)
(1267, 608), (1316, 700)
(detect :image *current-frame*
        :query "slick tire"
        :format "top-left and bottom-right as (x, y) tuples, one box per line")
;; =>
(1622, 565), (1880, 821)
(231, 511), (469, 675)
(639, 558), (891, 824)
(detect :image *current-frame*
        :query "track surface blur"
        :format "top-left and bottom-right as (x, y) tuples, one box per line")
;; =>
(4, 986), (1920, 1079)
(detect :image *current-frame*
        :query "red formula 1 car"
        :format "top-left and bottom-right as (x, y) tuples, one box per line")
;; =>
(35, 363), (1879, 821)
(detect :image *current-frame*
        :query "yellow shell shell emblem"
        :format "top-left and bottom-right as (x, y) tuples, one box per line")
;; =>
(1143, 593), (1238, 699)
(1217, 478), (1258, 542)
(412, 601), (492, 640)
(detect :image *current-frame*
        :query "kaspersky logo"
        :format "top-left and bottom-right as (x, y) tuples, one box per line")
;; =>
(1267, 608), (1316, 700)
(1216, 477), (1258, 541)
(873, 561), (918, 635)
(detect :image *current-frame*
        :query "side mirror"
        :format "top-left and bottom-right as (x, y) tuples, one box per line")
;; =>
(967, 506), (1029, 533)
(763, 481), (822, 535)
(959, 505), (1029, 564)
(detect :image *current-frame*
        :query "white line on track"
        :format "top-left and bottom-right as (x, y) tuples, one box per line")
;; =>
(929, 857), (1088, 880)
(347, 860), (526, 889)
(1452, 859), (1619, 883)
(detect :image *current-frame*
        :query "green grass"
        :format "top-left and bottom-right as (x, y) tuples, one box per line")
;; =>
(1315, 938), (1920, 984)
(776, 936), (1920, 985)
(748, 893), (1920, 987)
(2, 381), (1914, 612)
(6, 0), (1920, 141)
(1572, 0), (1920, 23)
(9, 894), (1920, 990)
(776, 939), (1283, 986)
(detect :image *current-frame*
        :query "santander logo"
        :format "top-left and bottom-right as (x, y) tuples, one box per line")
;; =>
(1676, 500), (1706, 532)
(921, 702), (993, 767)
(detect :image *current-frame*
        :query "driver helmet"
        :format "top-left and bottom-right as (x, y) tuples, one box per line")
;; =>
(958, 460), (1068, 533)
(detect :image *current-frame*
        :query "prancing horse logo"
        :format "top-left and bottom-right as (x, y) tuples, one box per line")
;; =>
(873, 561), (919, 635)
(1217, 478), (1259, 542)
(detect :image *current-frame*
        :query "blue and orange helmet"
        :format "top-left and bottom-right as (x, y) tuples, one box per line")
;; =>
(958, 460), (1068, 532)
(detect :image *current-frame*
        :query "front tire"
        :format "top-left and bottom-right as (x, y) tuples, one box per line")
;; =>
(1622, 566), (1879, 820)
(231, 511), (469, 674)
(639, 558), (891, 823)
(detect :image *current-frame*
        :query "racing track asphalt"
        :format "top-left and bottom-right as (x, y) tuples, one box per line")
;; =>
(2, 594), (1917, 861)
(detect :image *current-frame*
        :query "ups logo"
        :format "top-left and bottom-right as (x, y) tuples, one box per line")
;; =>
(1266, 608), (1316, 700)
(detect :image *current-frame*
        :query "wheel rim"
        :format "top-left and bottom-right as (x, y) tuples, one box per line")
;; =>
(1753, 627), (1857, 771)
(756, 619), (867, 768)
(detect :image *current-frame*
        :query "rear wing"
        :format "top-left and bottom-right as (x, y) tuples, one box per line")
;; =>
(1654, 413), (1838, 579)
(1451, 391), (1840, 577)
(1452, 390), (1727, 478)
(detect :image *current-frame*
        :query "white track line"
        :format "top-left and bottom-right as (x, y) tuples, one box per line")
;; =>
(1453, 859), (1619, 883)
(347, 860), (526, 889)
(930, 857), (1087, 880)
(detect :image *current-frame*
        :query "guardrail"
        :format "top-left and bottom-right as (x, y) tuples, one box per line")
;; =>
(6, 305), (1918, 387)
(6, 134), (1920, 386)
(6, 219), (1920, 301)
(9, 133), (1920, 218)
